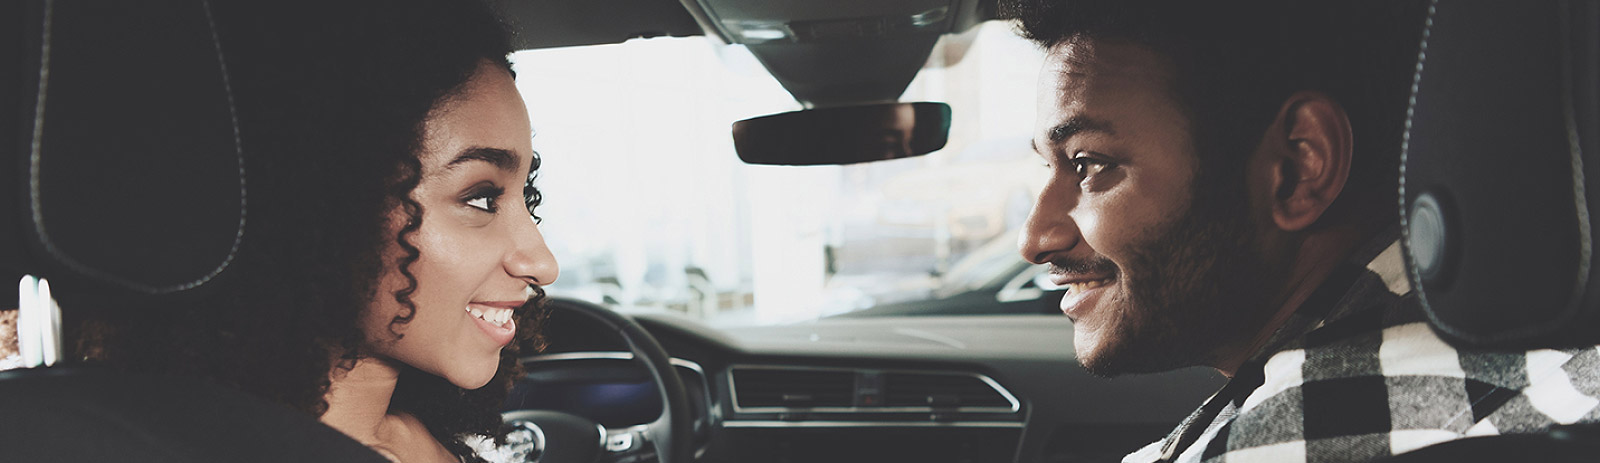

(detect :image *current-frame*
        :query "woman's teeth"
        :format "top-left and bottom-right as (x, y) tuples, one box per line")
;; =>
(1064, 278), (1113, 294)
(466, 305), (513, 328)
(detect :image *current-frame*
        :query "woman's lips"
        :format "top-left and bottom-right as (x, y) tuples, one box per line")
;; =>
(466, 302), (517, 346)
(1058, 276), (1115, 320)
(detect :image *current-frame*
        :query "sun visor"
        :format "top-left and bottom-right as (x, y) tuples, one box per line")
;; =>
(13, 0), (244, 296)
(1401, 1), (1600, 348)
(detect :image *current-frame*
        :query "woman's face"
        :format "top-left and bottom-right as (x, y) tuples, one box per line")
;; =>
(366, 61), (559, 389)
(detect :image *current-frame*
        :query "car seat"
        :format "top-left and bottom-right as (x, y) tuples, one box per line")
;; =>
(1, 1), (385, 461)
(1387, 0), (1600, 461)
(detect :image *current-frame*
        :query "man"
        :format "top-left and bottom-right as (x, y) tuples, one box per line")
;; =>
(1007, 1), (1600, 462)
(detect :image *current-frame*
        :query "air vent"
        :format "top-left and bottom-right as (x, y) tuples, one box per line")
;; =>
(732, 368), (855, 408)
(883, 373), (1011, 408)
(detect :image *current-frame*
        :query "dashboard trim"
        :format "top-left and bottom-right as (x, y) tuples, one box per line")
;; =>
(523, 352), (709, 380)
(727, 364), (1022, 414)
(722, 420), (1024, 429)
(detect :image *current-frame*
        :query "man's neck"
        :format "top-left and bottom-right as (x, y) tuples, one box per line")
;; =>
(1213, 225), (1366, 377)
(321, 356), (402, 445)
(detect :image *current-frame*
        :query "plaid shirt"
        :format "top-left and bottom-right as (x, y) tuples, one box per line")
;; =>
(1126, 235), (1600, 463)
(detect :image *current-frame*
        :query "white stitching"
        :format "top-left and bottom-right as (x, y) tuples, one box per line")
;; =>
(1400, 0), (1436, 315)
(26, 0), (246, 294)
(1558, 0), (1591, 324)
(184, 0), (247, 292)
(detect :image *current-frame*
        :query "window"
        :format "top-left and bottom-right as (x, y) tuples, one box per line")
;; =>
(516, 22), (1047, 325)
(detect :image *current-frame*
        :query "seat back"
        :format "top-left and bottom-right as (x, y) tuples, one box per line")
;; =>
(4, 0), (245, 301)
(2, 2), (382, 461)
(1401, 0), (1600, 349)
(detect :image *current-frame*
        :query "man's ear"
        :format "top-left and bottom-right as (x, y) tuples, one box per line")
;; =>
(1262, 91), (1352, 231)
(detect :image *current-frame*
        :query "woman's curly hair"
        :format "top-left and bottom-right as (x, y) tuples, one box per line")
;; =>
(72, 1), (544, 461)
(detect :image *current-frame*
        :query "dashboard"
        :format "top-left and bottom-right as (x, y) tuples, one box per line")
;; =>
(508, 354), (712, 430)
(510, 303), (1225, 463)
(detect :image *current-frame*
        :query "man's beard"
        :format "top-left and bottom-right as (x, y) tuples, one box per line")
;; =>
(1076, 186), (1278, 377)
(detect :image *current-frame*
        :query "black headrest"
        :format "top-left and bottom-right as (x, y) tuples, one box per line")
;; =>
(1402, 0), (1600, 348)
(4, 0), (245, 297)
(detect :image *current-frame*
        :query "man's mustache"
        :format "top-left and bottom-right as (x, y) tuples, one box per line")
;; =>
(1048, 255), (1119, 278)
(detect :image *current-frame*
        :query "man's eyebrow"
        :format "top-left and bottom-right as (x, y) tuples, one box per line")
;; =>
(1032, 116), (1117, 154)
(446, 147), (519, 173)
(1049, 117), (1115, 144)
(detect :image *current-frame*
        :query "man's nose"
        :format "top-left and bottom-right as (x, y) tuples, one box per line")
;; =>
(1019, 180), (1082, 265)
(505, 213), (559, 286)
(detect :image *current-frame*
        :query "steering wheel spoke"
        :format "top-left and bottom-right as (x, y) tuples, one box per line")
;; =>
(597, 424), (657, 463)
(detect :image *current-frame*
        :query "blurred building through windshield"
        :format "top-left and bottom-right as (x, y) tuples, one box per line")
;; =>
(514, 21), (1045, 325)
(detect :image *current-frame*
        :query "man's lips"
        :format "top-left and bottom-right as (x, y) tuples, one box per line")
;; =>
(1053, 275), (1116, 320)
(1047, 273), (1116, 292)
(1063, 277), (1114, 295)
(1045, 258), (1120, 320)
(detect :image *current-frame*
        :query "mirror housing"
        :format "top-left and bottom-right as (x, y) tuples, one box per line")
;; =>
(732, 102), (950, 166)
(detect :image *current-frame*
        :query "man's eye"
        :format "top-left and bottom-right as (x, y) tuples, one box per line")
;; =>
(1070, 153), (1112, 179)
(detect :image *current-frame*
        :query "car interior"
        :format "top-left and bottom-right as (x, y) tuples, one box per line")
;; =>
(3, 1), (1598, 463)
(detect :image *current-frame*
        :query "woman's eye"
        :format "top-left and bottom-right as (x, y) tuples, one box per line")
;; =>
(466, 195), (496, 212)
(465, 186), (504, 213)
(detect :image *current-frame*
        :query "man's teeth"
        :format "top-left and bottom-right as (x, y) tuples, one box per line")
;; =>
(1064, 278), (1113, 294)
(466, 305), (513, 328)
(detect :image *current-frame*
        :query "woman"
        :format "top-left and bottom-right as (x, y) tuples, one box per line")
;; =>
(76, 1), (555, 461)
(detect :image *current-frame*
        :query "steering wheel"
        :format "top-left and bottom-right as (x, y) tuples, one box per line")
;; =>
(498, 297), (693, 463)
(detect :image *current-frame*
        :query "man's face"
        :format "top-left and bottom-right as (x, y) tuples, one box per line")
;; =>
(1021, 39), (1272, 376)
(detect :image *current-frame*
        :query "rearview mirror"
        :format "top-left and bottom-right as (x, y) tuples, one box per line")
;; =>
(732, 102), (951, 166)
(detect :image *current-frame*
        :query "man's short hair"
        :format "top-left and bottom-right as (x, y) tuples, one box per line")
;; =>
(1003, 0), (1428, 228)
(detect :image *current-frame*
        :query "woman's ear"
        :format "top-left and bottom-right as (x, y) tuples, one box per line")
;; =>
(1260, 91), (1353, 231)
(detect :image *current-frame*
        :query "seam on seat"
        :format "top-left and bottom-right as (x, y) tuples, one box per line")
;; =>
(188, 0), (247, 293)
(1395, 0), (1434, 296)
(26, 0), (247, 294)
(1557, 0), (1591, 323)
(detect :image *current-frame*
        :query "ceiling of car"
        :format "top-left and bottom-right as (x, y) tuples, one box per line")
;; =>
(489, 0), (706, 50)
(489, 0), (999, 107)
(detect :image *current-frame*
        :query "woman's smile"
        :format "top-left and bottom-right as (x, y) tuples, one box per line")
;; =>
(465, 301), (518, 346)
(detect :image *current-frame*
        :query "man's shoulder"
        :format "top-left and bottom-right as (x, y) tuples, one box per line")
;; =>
(1144, 238), (1600, 463)
(1216, 318), (1600, 462)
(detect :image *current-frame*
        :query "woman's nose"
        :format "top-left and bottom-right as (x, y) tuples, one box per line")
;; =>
(505, 214), (559, 286)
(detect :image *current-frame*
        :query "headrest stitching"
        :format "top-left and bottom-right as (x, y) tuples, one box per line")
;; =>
(26, 0), (246, 294)
(25, 0), (59, 287)
(1556, 0), (1591, 325)
(1401, 0), (1450, 336)
(167, 0), (248, 293)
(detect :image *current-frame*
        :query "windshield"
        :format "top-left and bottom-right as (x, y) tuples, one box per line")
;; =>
(516, 21), (1049, 326)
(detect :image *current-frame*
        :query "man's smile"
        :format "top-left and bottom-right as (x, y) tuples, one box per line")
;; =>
(1046, 258), (1121, 320)
(1057, 276), (1116, 320)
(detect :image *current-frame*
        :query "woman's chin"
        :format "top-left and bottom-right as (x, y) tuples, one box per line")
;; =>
(459, 377), (494, 390)
(436, 359), (501, 390)
(445, 373), (495, 390)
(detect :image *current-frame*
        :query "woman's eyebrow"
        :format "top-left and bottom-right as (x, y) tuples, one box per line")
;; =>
(446, 147), (519, 173)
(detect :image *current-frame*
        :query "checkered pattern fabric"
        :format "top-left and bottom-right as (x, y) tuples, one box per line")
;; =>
(1125, 239), (1600, 463)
